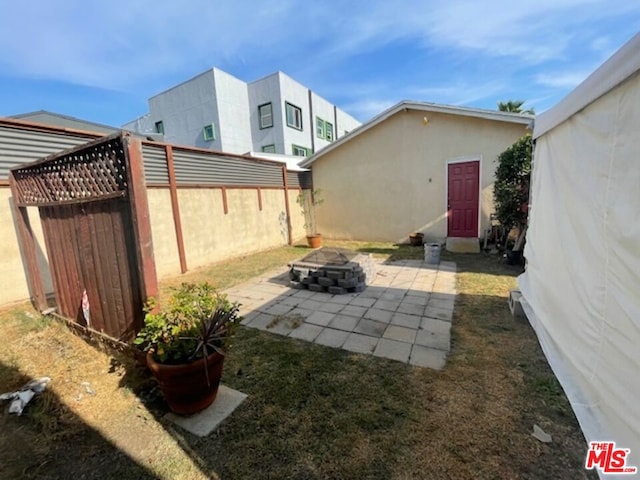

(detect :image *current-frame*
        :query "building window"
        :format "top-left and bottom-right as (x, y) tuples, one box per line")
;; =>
(325, 121), (333, 142)
(292, 144), (311, 157)
(154, 121), (164, 134)
(285, 102), (303, 130)
(316, 117), (325, 138)
(315, 118), (334, 141)
(258, 103), (273, 129)
(203, 124), (216, 141)
(262, 144), (276, 153)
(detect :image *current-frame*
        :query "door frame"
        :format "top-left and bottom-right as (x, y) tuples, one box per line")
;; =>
(445, 155), (482, 238)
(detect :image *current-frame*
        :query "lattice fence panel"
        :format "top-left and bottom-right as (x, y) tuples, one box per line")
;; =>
(11, 136), (127, 206)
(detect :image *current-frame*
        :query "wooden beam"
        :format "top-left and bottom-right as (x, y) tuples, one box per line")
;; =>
(124, 134), (159, 303)
(281, 165), (293, 245)
(165, 145), (188, 274)
(221, 186), (228, 215)
(8, 173), (47, 310)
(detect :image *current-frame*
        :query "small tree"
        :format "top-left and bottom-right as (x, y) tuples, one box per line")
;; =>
(494, 134), (532, 251)
(296, 189), (323, 236)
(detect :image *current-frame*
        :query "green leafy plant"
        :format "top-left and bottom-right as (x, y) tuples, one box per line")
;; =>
(296, 189), (324, 236)
(494, 134), (533, 251)
(134, 283), (241, 367)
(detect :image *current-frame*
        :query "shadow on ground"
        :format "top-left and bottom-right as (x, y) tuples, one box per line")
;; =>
(0, 361), (158, 480)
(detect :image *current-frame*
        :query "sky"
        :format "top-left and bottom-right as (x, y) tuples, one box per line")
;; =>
(1, 1), (639, 127)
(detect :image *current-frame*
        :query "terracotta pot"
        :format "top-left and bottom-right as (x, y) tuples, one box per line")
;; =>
(146, 350), (225, 415)
(306, 234), (322, 248)
(409, 233), (424, 246)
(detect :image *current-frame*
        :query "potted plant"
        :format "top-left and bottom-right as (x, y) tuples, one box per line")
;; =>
(134, 282), (241, 415)
(409, 232), (424, 246)
(296, 189), (324, 248)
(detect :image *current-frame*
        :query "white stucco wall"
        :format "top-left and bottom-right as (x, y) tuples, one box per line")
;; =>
(311, 109), (528, 243)
(122, 114), (154, 135)
(212, 68), (252, 154)
(148, 70), (224, 150)
(335, 109), (362, 137)
(248, 73), (284, 154)
(278, 73), (312, 156)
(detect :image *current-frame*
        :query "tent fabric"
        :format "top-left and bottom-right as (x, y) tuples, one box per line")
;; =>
(520, 52), (640, 474)
(534, 32), (640, 139)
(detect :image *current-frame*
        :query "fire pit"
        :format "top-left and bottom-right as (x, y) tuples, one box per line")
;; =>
(288, 247), (376, 294)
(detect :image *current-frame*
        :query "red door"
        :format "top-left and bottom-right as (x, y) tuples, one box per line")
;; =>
(447, 161), (479, 237)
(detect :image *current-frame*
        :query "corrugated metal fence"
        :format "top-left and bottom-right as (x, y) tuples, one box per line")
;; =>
(0, 121), (310, 188)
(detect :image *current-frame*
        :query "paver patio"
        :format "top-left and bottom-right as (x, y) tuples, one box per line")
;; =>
(225, 258), (457, 369)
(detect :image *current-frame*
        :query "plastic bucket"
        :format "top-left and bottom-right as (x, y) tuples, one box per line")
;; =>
(424, 243), (441, 264)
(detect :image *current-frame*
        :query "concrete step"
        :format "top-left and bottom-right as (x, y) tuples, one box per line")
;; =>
(446, 237), (480, 253)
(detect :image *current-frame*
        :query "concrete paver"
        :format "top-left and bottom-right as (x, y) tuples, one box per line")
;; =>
(383, 325), (418, 344)
(415, 329), (450, 351)
(226, 257), (457, 370)
(328, 314), (360, 332)
(247, 312), (274, 330)
(354, 318), (387, 337)
(349, 297), (376, 308)
(342, 332), (379, 354)
(409, 344), (447, 369)
(396, 302), (425, 316)
(390, 312), (421, 329)
(424, 305), (454, 322)
(306, 311), (336, 326)
(289, 323), (324, 342)
(421, 317), (452, 334)
(165, 385), (247, 437)
(340, 305), (368, 317)
(314, 328), (350, 348)
(403, 295), (429, 306)
(372, 299), (401, 312)
(374, 338), (412, 363)
(364, 308), (394, 323)
(316, 302), (345, 314)
(264, 303), (294, 316)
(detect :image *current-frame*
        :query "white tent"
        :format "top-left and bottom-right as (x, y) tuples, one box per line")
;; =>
(520, 32), (640, 475)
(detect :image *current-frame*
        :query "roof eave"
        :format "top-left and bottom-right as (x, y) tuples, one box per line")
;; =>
(300, 100), (532, 168)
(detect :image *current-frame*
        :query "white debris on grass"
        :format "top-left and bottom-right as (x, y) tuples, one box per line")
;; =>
(0, 377), (51, 416)
(532, 424), (552, 443)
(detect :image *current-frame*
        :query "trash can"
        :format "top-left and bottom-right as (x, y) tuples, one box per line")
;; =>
(424, 243), (441, 264)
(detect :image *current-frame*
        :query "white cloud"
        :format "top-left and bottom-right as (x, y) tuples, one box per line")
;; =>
(535, 72), (592, 88)
(342, 99), (398, 121)
(0, 0), (638, 97)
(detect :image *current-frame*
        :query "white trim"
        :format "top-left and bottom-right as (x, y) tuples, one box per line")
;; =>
(300, 100), (532, 168)
(445, 156), (482, 238)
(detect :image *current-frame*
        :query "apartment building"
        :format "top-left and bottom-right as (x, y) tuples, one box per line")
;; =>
(123, 68), (361, 157)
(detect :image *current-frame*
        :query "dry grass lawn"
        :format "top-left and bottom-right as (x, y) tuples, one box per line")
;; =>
(0, 241), (594, 479)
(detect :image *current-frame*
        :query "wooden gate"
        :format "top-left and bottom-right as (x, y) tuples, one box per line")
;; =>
(9, 133), (157, 341)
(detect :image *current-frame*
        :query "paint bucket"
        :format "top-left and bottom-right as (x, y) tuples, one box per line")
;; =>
(424, 243), (441, 264)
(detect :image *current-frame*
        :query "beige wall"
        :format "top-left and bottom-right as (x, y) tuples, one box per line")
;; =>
(0, 187), (53, 306)
(2, 184), (305, 306)
(147, 188), (181, 278)
(311, 110), (528, 243)
(152, 187), (305, 278)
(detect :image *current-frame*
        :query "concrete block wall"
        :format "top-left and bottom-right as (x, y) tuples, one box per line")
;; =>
(147, 187), (306, 280)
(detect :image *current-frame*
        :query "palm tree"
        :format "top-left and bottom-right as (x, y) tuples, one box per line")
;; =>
(497, 100), (535, 115)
